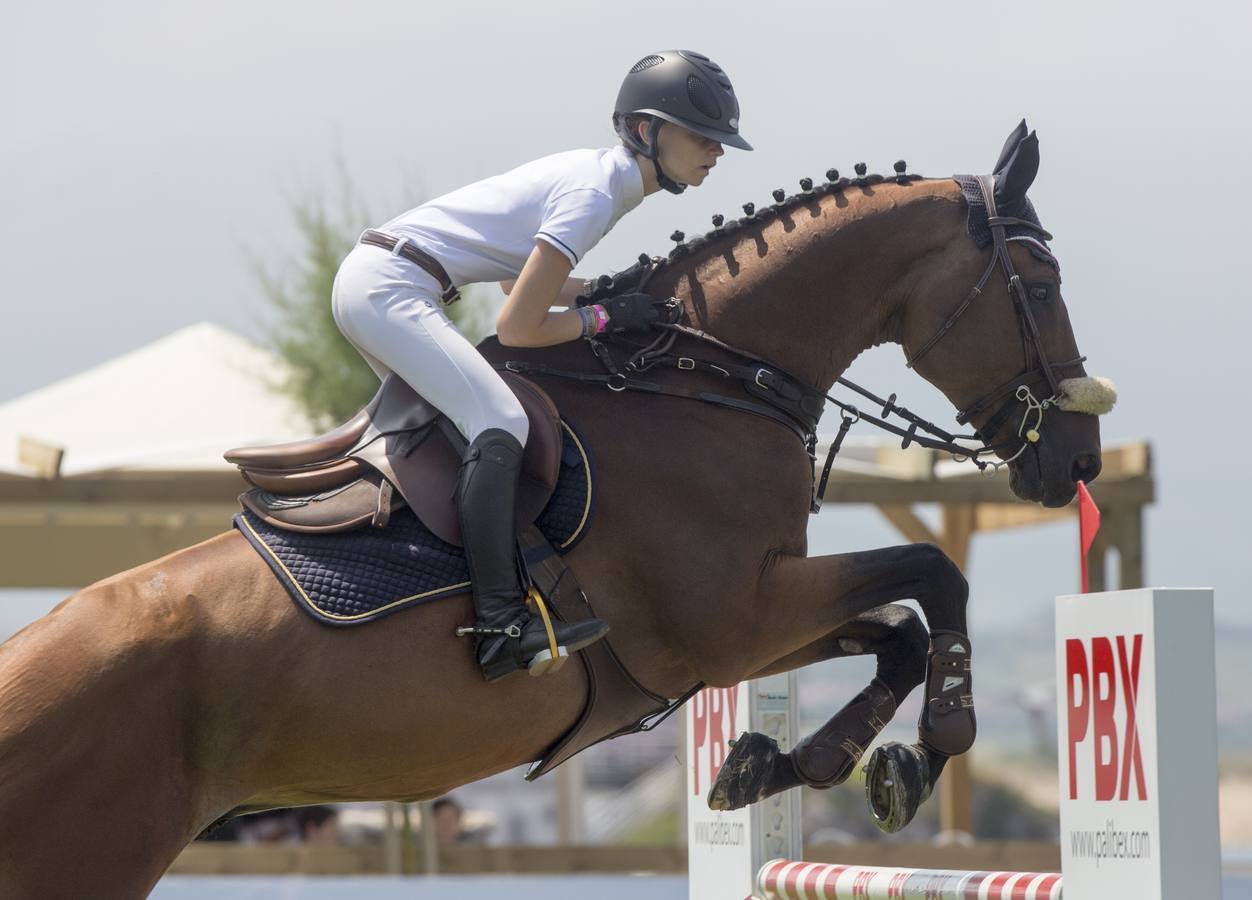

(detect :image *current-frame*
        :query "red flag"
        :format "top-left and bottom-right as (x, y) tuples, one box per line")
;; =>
(1077, 481), (1101, 593)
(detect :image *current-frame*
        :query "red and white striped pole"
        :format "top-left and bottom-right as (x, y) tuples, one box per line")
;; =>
(757, 859), (1063, 899)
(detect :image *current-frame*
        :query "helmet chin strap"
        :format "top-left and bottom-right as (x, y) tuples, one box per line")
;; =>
(644, 117), (686, 195)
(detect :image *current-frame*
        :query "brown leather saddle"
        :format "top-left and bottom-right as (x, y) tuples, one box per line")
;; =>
(224, 371), (562, 546)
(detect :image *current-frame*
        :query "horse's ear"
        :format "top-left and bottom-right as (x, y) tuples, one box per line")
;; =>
(994, 130), (1040, 212)
(992, 119), (1029, 174)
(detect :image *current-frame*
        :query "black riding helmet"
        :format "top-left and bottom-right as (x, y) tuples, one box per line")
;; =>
(613, 50), (753, 195)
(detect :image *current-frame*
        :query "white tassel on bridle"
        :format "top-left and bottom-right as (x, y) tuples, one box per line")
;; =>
(1056, 376), (1117, 416)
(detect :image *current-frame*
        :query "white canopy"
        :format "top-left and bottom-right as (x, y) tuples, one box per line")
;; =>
(0, 323), (315, 476)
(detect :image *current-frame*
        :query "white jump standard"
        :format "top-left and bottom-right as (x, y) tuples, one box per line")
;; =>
(688, 588), (1222, 900)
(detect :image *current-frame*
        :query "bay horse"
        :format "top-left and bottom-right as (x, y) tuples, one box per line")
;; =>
(0, 121), (1107, 897)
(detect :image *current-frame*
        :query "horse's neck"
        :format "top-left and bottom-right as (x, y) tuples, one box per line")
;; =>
(650, 180), (961, 390)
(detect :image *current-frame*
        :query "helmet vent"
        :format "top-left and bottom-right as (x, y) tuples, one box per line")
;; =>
(629, 54), (665, 73)
(686, 74), (722, 120)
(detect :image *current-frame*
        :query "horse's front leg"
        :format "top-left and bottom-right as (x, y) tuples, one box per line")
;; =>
(708, 603), (928, 810)
(707, 544), (974, 833)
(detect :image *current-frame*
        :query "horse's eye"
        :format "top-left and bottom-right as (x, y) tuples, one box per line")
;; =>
(1028, 284), (1051, 302)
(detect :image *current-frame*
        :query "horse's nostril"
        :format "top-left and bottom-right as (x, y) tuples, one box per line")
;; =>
(1072, 453), (1102, 484)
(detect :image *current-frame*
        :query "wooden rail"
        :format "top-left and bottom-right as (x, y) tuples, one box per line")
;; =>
(168, 840), (1061, 876)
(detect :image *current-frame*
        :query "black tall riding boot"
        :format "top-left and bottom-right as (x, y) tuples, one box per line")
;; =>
(455, 428), (609, 681)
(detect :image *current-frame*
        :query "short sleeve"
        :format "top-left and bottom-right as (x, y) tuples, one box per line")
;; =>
(535, 188), (615, 267)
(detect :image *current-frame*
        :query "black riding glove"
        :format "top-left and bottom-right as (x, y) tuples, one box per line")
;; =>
(602, 293), (660, 335)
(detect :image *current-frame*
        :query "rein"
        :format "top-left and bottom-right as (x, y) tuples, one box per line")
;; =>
(501, 174), (1086, 511)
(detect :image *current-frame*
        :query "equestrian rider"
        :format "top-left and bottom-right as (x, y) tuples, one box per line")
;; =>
(331, 50), (753, 681)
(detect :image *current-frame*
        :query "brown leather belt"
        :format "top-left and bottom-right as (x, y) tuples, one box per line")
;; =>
(359, 229), (461, 304)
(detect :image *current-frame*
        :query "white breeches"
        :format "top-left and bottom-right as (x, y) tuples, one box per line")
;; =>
(330, 243), (529, 446)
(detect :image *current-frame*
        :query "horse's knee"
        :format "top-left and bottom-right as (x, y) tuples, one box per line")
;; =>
(910, 543), (969, 605)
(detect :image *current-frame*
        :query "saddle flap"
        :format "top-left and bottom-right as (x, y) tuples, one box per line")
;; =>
(519, 528), (671, 781)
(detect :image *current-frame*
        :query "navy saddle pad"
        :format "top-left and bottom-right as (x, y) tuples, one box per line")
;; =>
(233, 420), (595, 626)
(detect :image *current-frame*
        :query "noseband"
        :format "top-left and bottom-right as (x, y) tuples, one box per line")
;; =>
(905, 174), (1086, 458)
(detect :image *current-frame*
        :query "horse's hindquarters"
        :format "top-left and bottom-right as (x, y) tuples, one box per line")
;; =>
(0, 576), (207, 896)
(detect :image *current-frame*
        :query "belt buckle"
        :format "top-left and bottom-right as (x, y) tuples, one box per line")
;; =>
(440, 284), (462, 306)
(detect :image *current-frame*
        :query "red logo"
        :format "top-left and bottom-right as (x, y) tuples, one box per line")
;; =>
(1064, 635), (1147, 801)
(690, 686), (740, 796)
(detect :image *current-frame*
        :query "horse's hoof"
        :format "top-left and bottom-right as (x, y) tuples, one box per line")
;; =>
(707, 731), (780, 812)
(863, 741), (931, 833)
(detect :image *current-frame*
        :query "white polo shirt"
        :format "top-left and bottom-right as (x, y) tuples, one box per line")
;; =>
(379, 145), (645, 287)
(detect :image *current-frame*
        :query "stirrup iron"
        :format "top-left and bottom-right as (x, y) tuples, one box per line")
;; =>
(525, 587), (567, 677)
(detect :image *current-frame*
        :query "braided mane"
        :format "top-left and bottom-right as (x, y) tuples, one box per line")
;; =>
(580, 165), (932, 305)
(655, 166), (927, 272)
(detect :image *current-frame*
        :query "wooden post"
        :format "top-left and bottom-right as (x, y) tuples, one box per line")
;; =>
(556, 754), (585, 844)
(1086, 507), (1113, 593)
(418, 799), (439, 874)
(399, 803), (416, 874)
(876, 504), (940, 545)
(938, 503), (977, 837)
(1115, 504), (1145, 589)
(382, 801), (402, 874)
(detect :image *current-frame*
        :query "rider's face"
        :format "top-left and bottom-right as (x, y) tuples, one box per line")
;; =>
(654, 121), (724, 187)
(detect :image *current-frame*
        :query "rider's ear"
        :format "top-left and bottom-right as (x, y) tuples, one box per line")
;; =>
(992, 119), (1029, 174)
(635, 117), (649, 146)
(994, 130), (1039, 213)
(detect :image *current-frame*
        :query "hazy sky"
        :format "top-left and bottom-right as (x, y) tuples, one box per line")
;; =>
(3, 1), (1251, 627)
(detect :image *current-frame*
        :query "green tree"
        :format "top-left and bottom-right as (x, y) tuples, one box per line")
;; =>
(255, 163), (493, 427)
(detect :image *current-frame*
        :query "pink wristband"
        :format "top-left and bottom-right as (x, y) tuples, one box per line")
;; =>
(591, 304), (609, 335)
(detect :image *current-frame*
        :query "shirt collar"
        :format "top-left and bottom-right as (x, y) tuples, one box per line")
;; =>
(612, 144), (645, 213)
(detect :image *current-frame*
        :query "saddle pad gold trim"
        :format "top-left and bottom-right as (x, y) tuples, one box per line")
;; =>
(558, 421), (592, 550)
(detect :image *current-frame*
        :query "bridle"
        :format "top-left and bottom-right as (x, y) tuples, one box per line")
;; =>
(502, 173), (1093, 510)
(905, 174), (1086, 460)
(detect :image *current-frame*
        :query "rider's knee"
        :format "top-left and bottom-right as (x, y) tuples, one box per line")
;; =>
(471, 407), (529, 446)
(497, 405), (530, 446)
